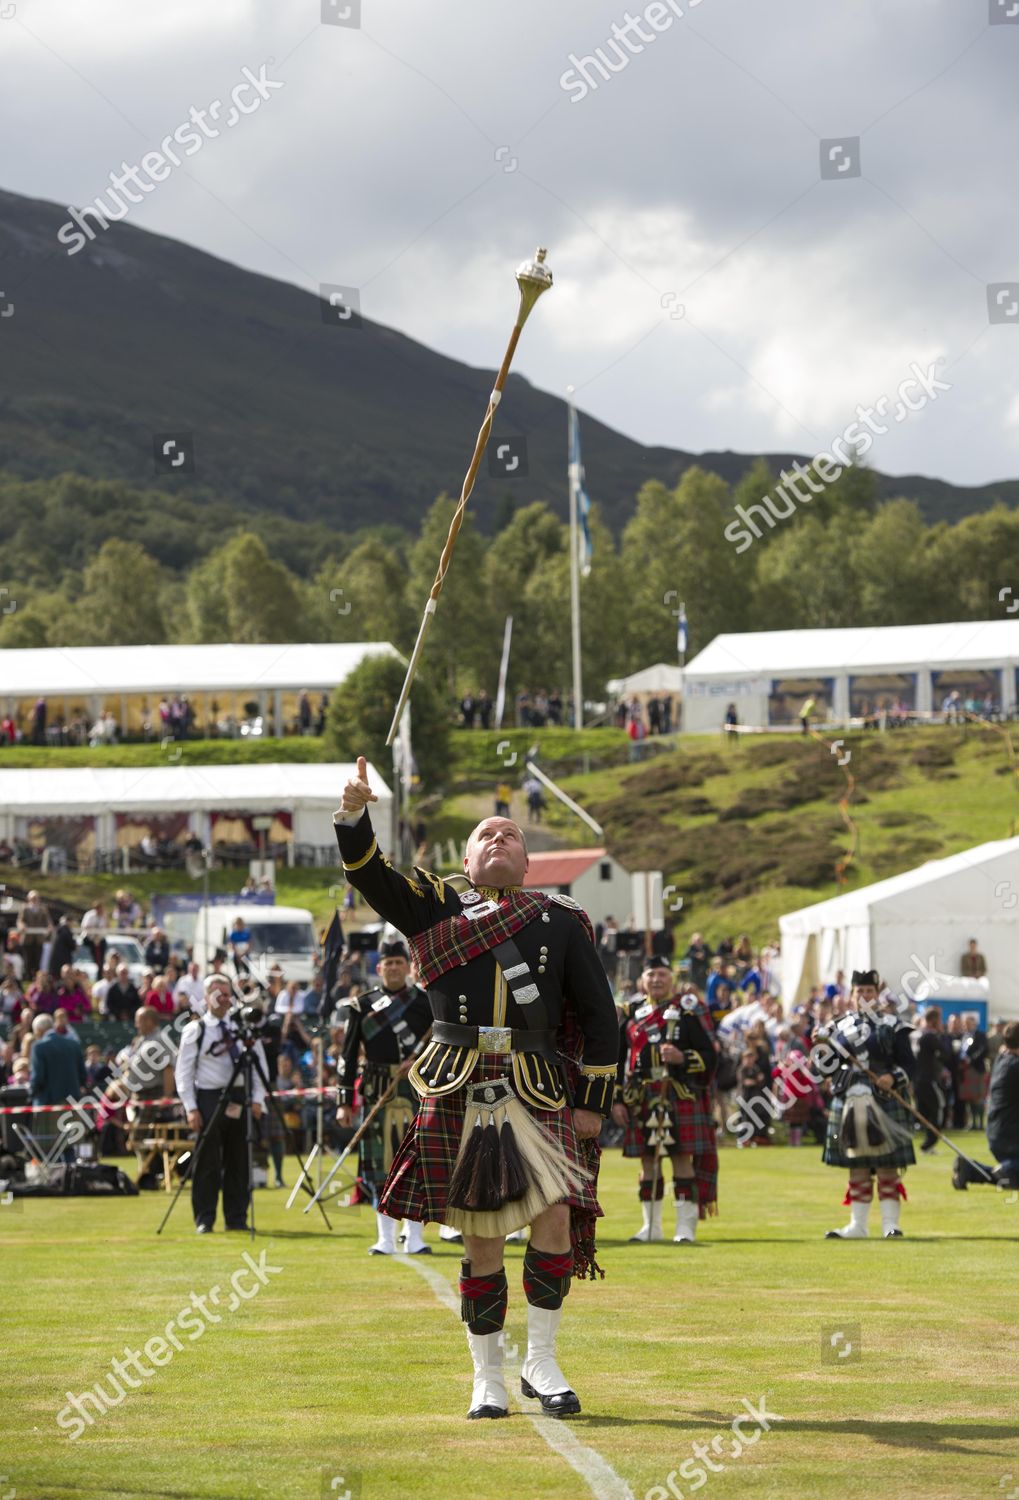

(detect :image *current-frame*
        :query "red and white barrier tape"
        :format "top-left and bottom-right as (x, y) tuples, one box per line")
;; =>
(0, 1087), (339, 1116)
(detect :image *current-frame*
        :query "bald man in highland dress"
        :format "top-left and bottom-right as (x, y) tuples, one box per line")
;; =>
(334, 758), (619, 1420)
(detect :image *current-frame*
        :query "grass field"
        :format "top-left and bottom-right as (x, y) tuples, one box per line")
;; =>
(4, 1142), (1017, 1500)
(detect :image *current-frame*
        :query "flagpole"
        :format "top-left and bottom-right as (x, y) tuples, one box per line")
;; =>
(494, 614), (513, 730)
(567, 387), (583, 730)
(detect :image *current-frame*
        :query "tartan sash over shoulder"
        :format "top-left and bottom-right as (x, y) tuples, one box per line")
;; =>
(410, 889), (551, 985)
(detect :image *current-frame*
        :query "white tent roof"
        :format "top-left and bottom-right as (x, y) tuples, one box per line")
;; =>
(686, 621), (1019, 679)
(781, 837), (1019, 934)
(607, 663), (685, 695)
(779, 836), (1019, 1014)
(0, 642), (400, 697)
(0, 762), (391, 813)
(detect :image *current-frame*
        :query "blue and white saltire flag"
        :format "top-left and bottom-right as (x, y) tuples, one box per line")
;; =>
(677, 602), (688, 657)
(568, 405), (593, 578)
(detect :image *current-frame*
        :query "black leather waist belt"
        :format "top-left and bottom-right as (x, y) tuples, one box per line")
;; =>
(431, 1021), (558, 1058)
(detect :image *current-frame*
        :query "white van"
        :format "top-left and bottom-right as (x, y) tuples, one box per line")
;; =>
(192, 904), (319, 984)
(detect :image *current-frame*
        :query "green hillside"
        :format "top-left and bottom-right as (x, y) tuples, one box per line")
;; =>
(3, 724), (1017, 944)
(1, 184), (1017, 542)
(457, 724), (1019, 948)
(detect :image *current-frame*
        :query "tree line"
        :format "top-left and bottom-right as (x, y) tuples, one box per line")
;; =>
(2, 463), (1018, 701)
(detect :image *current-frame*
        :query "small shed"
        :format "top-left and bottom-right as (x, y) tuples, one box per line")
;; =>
(523, 848), (632, 929)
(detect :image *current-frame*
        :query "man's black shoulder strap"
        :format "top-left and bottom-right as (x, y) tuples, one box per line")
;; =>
(491, 933), (550, 1033)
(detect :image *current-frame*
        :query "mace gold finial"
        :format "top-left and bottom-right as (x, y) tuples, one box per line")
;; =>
(515, 247), (553, 324)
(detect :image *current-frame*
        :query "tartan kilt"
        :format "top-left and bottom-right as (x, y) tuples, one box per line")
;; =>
(823, 1088), (916, 1169)
(379, 1053), (601, 1226)
(622, 1080), (718, 1214)
(359, 1077), (417, 1197)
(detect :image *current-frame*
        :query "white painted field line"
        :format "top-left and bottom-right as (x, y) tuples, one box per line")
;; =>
(398, 1253), (636, 1500)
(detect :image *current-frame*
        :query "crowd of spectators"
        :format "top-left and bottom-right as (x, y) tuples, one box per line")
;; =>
(0, 690), (332, 750)
(612, 693), (677, 737)
(1, 878), (1008, 1187)
(0, 892), (391, 1179)
(456, 689), (576, 729)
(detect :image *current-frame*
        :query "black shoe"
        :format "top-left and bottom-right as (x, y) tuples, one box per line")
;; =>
(467, 1404), (508, 1419)
(225, 1223), (249, 1232)
(195, 1223), (213, 1235)
(951, 1156), (968, 1191)
(884, 1228), (904, 1238)
(520, 1377), (581, 1418)
(409, 1245), (433, 1254)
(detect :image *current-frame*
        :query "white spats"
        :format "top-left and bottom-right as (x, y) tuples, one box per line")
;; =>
(403, 1218), (429, 1254)
(368, 1211), (398, 1255)
(880, 1194), (904, 1238)
(521, 1305), (572, 1398)
(466, 1329), (509, 1419)
(673, 1199), (698, 1244)
(825, 1197), (870, 1240)
(629, 1197), (664, 1243)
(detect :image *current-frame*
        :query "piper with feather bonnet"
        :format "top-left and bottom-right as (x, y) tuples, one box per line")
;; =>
(811, 970), (917, 1239)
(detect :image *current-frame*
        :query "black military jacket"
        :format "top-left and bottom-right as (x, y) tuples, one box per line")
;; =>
(617, 993), (717, 1099)
(336, 981), (432, 1107)
(333, 811), (619, 1114)
(816, 1011), (916, 1097)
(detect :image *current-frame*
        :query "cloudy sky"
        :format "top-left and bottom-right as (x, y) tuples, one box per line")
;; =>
(2, 0), (1017, 486)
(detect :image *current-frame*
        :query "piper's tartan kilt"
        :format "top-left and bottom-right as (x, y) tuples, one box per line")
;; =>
(379, 1053), (601, 1226)
(822, 1088), (917, 1169)
(622, 1080), (718, 1215)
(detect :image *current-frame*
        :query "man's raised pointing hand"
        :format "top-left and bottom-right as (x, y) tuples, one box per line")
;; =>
(340, 755), (378, 816)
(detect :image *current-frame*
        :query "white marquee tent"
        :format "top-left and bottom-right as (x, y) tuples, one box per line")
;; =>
(780, 836), (1019, 1017)
(0, 642), (399, 699)
(682, 619), (1019, 731)
(606, 663), (685, 697)
(0, 641), (402, 740)
(0, 762), (393, 855)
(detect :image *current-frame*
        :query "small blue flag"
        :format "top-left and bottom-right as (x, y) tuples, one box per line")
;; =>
(568, 406), (593, 578)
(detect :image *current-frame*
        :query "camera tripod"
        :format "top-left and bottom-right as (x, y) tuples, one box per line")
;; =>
(157, 1022), (332, 1237)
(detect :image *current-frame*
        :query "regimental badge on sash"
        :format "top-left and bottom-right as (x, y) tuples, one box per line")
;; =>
(679, 995), (700, 1012)
(461, 899), (501, 921)
(549, 893), (582, 911)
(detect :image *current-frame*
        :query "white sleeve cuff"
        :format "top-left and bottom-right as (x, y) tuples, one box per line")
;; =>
(332, 809), (363, 828)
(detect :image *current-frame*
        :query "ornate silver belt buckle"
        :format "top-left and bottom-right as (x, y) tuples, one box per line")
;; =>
(466, 1076), (514, 1108)
(477, 1026), (512, 1055)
